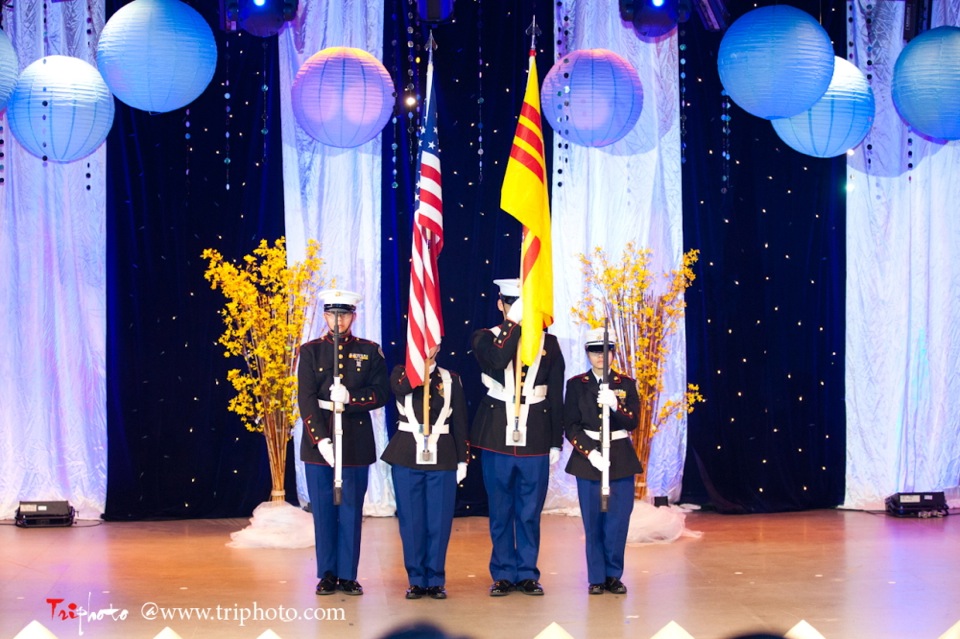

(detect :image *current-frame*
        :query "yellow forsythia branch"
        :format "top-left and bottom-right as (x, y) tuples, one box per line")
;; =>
(202, 238), (326, 436)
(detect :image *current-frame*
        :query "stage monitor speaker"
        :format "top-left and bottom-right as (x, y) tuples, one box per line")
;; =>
(15, 501), (76, 528)
(884, 491), (948, 518)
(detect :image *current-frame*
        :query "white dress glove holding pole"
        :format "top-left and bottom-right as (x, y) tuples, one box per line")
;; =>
(506, 296), (524, 323)
(456, 462), (468, 484)
(329, 383), (350, 405)
(318, 438), (335, 466)
(587, 449), (610, 472)
(597, 385), (618, 412)
(549, 447), (561, 465)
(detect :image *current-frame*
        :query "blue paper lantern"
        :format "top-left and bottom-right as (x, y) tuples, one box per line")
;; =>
(97, 0), (217, 113)
(0, 29), (19, 112)
(8, 56), (115, 163)
(892, 26), (960, 141)
(541, 49), (644, 148)
(718, 5), (834, 120)
(292, 47), (395, 148)
(772, 57), (875, 158)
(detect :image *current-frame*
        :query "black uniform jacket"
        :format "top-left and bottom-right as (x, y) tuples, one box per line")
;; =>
(381, 364), (470, 471)
(563, 370), (643, 481)
(469, 318), (565, 456)
(297, 332), (389, 466)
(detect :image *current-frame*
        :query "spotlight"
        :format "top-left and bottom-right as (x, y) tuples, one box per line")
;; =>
(621, 0), (680, 39)
(221, 0), (298, 37)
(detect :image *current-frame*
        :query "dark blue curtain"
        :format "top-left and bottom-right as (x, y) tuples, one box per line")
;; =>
(105, 3), (288, 518)
(678, 0), (847, 511)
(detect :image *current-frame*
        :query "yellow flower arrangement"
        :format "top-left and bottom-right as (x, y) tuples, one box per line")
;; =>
(202, 238), (326, 502)
(573, 243), (704, 498)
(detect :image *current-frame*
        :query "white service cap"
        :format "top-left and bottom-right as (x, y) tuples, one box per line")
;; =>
(493, 278), (521, 298)
(319, 289), (362, 311)
(584, 327), (617, 349)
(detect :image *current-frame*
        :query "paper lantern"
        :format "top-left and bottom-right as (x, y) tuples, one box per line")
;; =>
(97, 0), (217, 113)
(718, 5), (834, 120)
(892, 26), (960, 141)
(0, 29), (18, 112)
(7, 56), (115, 163)
(541, 49), (643, 148)
(292, 47), (395, 148)
(772, 57), (875, 158)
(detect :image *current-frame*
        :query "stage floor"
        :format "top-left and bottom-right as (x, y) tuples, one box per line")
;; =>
(1, 508), (958, 639)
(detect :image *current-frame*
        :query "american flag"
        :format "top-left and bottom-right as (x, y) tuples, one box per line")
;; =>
(405, 42), (444, 388)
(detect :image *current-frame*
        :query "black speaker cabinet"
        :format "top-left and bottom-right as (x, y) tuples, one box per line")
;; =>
(885, 492), (948, 518)
(15, 501), (76, 528)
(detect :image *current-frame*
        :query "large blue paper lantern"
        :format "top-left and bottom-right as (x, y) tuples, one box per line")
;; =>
(892, 26), (960, 141)
(0, 29), (18, 112)
(541, 49), (643, 148)
(8, 56), (115, 163)
(292, 47), (395, 148)
(97, 0), (217, 113)
(772, 57), (875, 158)
(718, 5), (834, 120)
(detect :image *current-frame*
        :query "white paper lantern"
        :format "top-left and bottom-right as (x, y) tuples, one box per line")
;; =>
(8, 56), (115, 163)
(718, 5), (834, 120)
(772, 57), (875, 158)
(892, 26), (960, 141)
(0, 29), (18, 112)
(97, 0), (217, 113)
(541, 49), (644, 148)
(292, 47), (395, 148)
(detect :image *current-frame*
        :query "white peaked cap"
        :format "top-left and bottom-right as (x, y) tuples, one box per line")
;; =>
(584, 326), (617, 348)
(494, 278), (521, 297)
(319, 289), (362, 310)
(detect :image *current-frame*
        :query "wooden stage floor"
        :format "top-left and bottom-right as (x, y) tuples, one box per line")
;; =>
(2, 508), (958, 639)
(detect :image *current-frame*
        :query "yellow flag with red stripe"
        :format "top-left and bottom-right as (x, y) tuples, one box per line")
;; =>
(500, 51), (553, 366)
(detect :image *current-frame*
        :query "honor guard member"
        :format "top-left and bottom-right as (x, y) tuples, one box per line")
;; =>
(381, 343), (469, 600)
(297, 289), (389, 597)
(564, 327), (642, 595)
(470, 278), (565, 596)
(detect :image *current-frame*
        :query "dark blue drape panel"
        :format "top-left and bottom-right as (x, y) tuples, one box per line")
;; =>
(381, 2), (555, 517)
(679, 1), (847, 512)
(105, 2), (289, 519)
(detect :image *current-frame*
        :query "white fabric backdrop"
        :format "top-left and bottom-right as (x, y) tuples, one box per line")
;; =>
(277, 0), (395, 516)
(845, 0), (960, 509)
(0, 0), (107, 520)
(545, 0), (685, 511)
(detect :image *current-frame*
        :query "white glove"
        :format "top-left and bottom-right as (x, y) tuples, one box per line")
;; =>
(317, 438), (335, 466)
(506, 296), (524, 323)
(587, 450), (609, 472)
(549, 447), (561, 465)
(329, 383), (350, 405)
(456, 462), (468, 484)
(597, 385), (618, 412)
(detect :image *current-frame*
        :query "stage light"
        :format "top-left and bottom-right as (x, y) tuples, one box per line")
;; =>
(418, 0), (455, 23)
(223, 0), (298, 37)
(621, 0), (680, 39)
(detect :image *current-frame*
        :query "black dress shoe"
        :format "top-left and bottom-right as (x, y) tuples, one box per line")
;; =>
(516, 579), (544, 595)
(489, 580), (515, 596)
(604, 577), (627, 594)
(339, 579), (364, 596)
(405, 585), (426, 600)
(588, 583), (605, 595)
(316, 575), (338, 595)
(427, 586), (447, 600)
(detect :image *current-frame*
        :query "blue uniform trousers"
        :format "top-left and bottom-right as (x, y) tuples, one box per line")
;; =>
(481, 451), (549, 583)
(576, 476), (635, 584)
(392, 465), (457, 588)
(304, 463), (369, 580)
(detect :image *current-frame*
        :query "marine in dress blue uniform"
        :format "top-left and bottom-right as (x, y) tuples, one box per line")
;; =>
(564, 327), (642, 595)
(470, 279), (565, 596)
(297, 289), (389, 597)
(381, 345), (470, 600)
